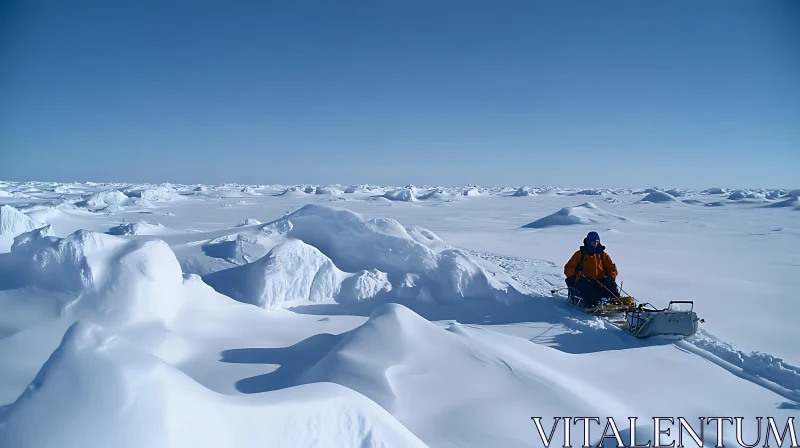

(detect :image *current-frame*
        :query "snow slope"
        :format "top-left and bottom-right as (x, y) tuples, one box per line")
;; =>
(0, 322), (427, 448)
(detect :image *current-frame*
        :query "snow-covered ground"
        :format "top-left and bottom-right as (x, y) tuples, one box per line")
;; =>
(0, 181), (797, 447)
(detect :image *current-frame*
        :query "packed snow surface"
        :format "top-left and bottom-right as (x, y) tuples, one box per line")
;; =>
(0, 180), (798, 447)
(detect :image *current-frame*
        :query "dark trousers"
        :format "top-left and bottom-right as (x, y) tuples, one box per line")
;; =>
(576, 276), (620, 308)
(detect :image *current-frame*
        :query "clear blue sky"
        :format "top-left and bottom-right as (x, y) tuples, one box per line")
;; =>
(2, 0), (798, 188)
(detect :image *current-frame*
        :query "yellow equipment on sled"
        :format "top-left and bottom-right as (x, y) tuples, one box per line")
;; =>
(552, 285), (703, 339)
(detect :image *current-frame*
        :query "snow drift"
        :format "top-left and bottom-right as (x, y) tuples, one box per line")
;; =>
(1, 205), (42, 239)
(638, 191), (678, 203)
(0, 321), (427, 448)
(0, 205), (44, 252)
(523, 202), (631, 228)
(203, 240), (342, 311)
(511, 186), (537, 197)
(765, 197), (800, 209)
(125, 187), (183, 202)
(315, 186), (344, 196)
(2, 229), (185, 327)
(382, 187), (418, 202)
(202, 205), (522, 310)
(75, 190), (131, 209)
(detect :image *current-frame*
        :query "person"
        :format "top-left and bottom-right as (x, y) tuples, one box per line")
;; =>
(564, 231), (620, 308)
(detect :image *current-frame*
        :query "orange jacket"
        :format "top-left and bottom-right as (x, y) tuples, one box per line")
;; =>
(564, 247), (618, 281)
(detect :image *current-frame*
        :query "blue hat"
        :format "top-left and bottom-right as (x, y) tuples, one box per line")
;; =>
(586, 231), (600, 242)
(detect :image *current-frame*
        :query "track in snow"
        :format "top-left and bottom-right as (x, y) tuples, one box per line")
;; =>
(466, 248), (800, 406)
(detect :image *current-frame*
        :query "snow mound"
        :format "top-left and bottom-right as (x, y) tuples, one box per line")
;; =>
(665, 189), (685, 197)
(727, 190), (765, 201)
(0, 190), (12, 197)
(461, 187), (482, 196)
(107, 220), (169, 236)
(382, 187), (418, 202)
(345, 185), (384, 194)
(0, 321), (427, 448)
(245, 205), (522, 307)
(3, 230), (185, 326)
(511, 186), (537, 197)
(765, 197), (800, 209)
(315, 186), (344, 196)
(781, 189), (800, 198)
(1, 205), (43, 238)
(523, 202), (631, 228)
(703, 188), (727, 195)
(202, 234), (273, 265)
(236, 218), (262, 227)
(416, 188), (456, 201)
(301, 303), (620, 446)
(278, 186), (314, 196)
(126, 187), (182, 202)
(75, 190), (131, 209)
(604, 197), (624, 204)
(262, 204), (438, 274)
(240, 186), (260, 195)
(203, 240), (342, 311)
(338, 269), (393, 304)
(638, 191), (678, 203)
(571, 188), (609, 196)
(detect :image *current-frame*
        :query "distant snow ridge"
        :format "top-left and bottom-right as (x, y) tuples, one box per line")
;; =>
(128, 187), (183, 202)
(3, 229), (185, 327)
(0, 321), (427, 448)
(523, 202), (631, 228)
(278, 186), (312, 196)
(345, 185), (384, 194)
(638, 192), (678, 203)
(571, 189), (610, 196)
(665, 189), (685, 197)
(383, 187), (418, 202)
(204, 205), (522, 309)
(782, 189), (800, 198)
(512, 186), (537, 197)
(315, 186), (344, 196)
(703, 188), (727, 195)
(727, 190), (765, 201)
(765, 197), (800, 209)
(75, 190), (131, 209)
(461, 187), (482, 196)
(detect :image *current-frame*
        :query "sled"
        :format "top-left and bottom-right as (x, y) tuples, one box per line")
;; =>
(553, 286), (703, 339)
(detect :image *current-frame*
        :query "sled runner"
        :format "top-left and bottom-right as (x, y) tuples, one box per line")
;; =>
(552, 286), (703, 339)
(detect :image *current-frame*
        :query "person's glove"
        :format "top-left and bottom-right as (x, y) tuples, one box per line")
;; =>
(574, 265), (583, 273)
